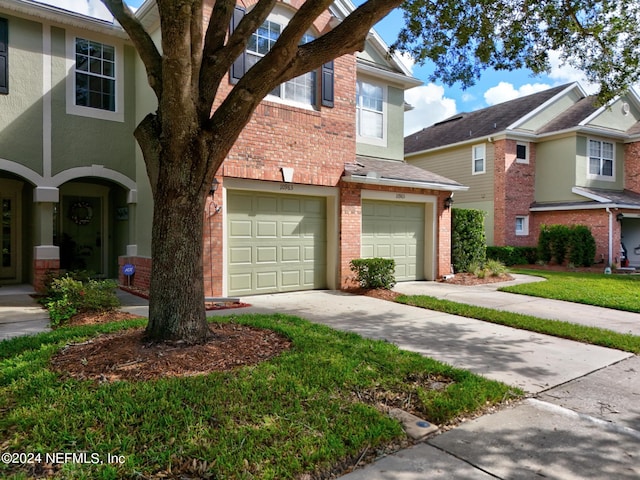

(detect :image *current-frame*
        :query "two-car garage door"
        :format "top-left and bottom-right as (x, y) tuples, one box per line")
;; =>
(361, 200), (425, 281)
(227, 191), (327, 296)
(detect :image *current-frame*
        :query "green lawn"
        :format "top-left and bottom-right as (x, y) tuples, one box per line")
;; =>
(0, 314), (517, 480)
(503, 269), (640, 312)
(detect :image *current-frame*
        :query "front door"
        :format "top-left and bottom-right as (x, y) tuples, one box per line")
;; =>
(59, 183), (108, 276)
(0, 179), (22, 282)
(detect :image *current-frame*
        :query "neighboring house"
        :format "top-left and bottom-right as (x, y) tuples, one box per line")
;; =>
(2, 0), (464, 294)
(405, 82), (640, 268)
(0, 0), (138, 290)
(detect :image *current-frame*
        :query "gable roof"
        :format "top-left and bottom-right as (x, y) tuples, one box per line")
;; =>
(405, 84), (573, 154)
(536, 95), (601, 134)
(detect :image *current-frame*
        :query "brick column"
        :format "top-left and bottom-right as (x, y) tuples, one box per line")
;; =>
(339, 183), (362, 289)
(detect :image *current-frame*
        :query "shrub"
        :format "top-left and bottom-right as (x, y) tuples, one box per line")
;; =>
(485, 259), (508, 277)
(486, 246), (537, 266)
(452, 208), (486, 273)
(537, 224), (596, 266)
(350, 258), (396, 289)
(569, 225), (596, 267)
(44, 275), (120, 327)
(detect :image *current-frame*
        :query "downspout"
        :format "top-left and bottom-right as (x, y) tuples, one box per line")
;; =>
(606, 207), (613, 272)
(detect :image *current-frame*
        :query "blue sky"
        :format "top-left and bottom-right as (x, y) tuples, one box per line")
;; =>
(41, 0), (597, 134)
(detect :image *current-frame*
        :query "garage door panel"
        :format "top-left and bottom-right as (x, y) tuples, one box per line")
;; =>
(362, 200), (425, 282)
(257, 196), (278, 212)
(227, 191), (327, 295)
(256, 246), (277, 263)
(281, 246), (301, 262)
(256, 271), (278, 289)
(229, 220), (252, 237)
(229, 246), (252, 265)
(281, 221), (301, 237)
(257, 221), (277, 237)
(229, 273), (252, 292)
(281, 270), (301, 287)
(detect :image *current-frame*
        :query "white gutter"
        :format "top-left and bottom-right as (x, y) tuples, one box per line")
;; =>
(357, 62), (422, 89)
(342, 174), (469, 192)
(606, 207), (613, 267)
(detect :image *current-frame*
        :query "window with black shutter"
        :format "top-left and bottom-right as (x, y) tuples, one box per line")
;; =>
(0, 18), (8, 95)
(228, 7), (334, 108)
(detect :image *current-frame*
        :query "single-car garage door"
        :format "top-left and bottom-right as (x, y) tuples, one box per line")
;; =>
(227, 191), (327, 295)
(361, 200), (425, 281)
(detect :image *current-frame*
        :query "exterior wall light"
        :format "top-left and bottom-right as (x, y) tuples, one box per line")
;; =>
(209, 177), (219, 196)
(444, 196), (454, 210)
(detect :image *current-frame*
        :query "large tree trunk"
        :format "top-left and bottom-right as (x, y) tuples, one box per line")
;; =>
(144, 140), (213, 344)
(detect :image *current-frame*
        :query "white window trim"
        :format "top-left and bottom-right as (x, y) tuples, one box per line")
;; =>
(515, 215), (529, 236)
(247, 10), (318, 111)
(472, 143), (486, 175)
(516, 142), (529, 164)
(356, 78), (388, 148)
(586, 138), (615, 182)
(66, 32), (124, 122)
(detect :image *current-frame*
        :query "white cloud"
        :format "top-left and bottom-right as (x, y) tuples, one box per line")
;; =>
(483, 81), (552, 106)
(547, 50), (599, 94)
(36, 0), (113, 21)
(404, 84), (457, 135)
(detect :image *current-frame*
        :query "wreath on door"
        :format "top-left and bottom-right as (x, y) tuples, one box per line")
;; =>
(69, 201), (93, 225)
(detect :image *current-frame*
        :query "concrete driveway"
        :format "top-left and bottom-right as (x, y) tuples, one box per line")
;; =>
(237, 287), (639, 480)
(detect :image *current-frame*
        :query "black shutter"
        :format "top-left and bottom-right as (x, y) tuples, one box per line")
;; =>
(229, 6), (246, 84)
(321, 60), (334, 107)
(0, 18), (7, 95)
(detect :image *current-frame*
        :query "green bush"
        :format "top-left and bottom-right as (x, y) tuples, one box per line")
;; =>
(350, 258), (396, 289)
(452, 208), (487, 273)
(487, 246), (538, 266)
(569, 225), (596, 267)
(537, 224), (596, 266)
(44, 275), (120, 327)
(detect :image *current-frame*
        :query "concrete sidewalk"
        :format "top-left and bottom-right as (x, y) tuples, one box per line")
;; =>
(394, 273), (640, 336)
(0, 285), (50, 341)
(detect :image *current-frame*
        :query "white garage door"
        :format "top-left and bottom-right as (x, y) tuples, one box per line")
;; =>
(227, 191), (327, 295)
(361, 200), (425, 281)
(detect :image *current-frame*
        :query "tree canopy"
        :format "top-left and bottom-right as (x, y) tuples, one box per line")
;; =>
(396, 0), (640, 101)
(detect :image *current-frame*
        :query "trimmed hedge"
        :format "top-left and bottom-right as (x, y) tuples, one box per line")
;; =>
(538, 224), (596, 266)
(452, 208), (486, 273)
(486, 246), (538, 266)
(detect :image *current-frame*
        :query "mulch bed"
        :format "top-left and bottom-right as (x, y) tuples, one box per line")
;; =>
(119, 285), (251, 310)
(50, 323), (292, 382)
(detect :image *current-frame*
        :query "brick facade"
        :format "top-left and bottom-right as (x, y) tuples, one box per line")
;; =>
(494, 139), (537, 247)
(624, 141), (640, 192)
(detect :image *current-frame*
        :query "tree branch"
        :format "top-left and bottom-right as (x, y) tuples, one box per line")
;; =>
(198, 0), (277, 120)
(100, 0), (163, 99)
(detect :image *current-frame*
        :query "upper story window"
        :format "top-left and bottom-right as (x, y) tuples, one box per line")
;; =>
(588, 139), (614, 180)
(66, 33), (124, 122)
(0, 17), (8, 95)
(246, 22), (316, 105)
(356, 79), (386, 145)
(230, 6), (333, 109)
(75, 38), (115, 111)
(516, 142), (528, 164)
(472, 144), (486, 174)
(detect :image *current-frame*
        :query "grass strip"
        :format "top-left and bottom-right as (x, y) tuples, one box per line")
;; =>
(396, 295), (640, 354)
(503, 269), (640, 313)
(0, 313), (517, 480)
